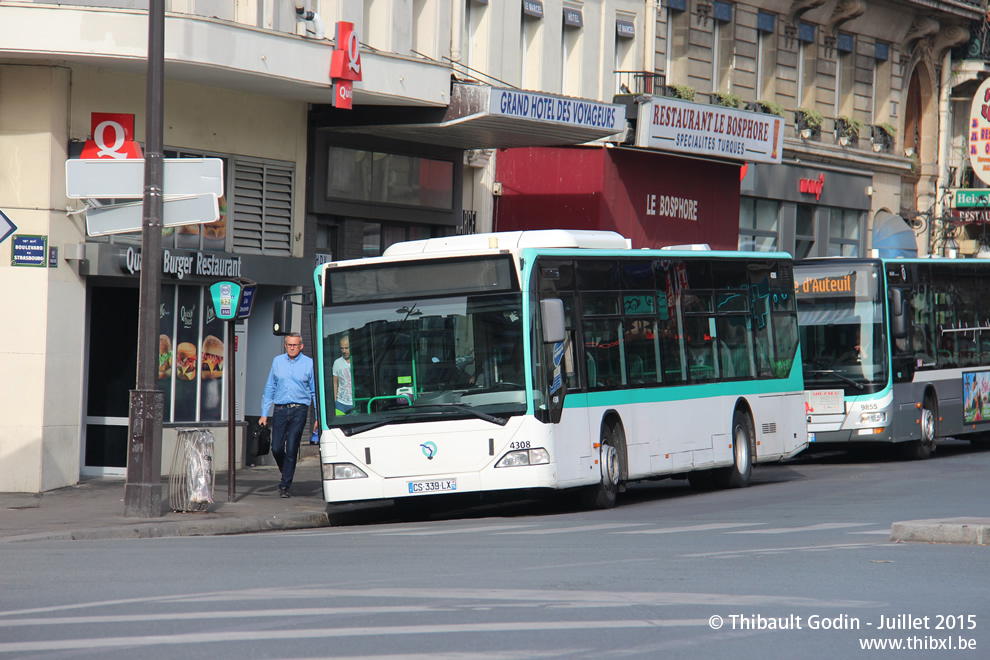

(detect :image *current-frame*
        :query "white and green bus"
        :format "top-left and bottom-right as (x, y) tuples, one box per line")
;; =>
(796, 256), (990, 459)
(306, 230), (808, 508)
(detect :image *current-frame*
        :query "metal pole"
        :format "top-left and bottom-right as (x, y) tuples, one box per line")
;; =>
(227, 319), (237, 501)
(124, 0), (165, 518)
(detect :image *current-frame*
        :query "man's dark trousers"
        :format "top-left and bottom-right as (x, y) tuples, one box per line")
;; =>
(272, 404), (308, 490)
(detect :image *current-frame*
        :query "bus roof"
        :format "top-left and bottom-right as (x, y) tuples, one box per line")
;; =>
(383, 230), (632, 256)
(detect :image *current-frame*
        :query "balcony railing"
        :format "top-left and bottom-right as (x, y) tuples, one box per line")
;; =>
(614, 71), (667, 96)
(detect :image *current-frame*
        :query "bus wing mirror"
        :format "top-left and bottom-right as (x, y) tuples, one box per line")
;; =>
(273, 299), (292, 336)
(540, 299), (566, 344)
(889, 288), (908, 339)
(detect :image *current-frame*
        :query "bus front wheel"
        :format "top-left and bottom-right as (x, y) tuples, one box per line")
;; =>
(903, 397), (937, 460)
(713, 410), (754, 489)
(581, 422), (622, 509)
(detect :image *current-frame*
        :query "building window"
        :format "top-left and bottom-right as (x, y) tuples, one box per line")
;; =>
(756, 12), (776, 102)
(835, 34), (855, 118)
(739, 197), (780, 251)
(712, 2), (733, 94)
(561, 5), (583, 95)
(873, 43), (891, 123)
(614, 15), (636, 93)
(521, 2), (544, 89)
(828, 208), (861, 256)
(664, 1), (689, 85)
(794, 205), (816, 258)
(325, 146), (454, 210)
(797, 23), (816, 108)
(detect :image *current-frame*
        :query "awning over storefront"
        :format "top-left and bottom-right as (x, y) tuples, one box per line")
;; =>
(872, 211), (918, 259)
(316, 82), (627, 149)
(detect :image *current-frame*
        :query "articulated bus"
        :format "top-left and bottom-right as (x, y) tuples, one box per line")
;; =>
(304, 230), (807, 508)
(796, 257), (990, 459)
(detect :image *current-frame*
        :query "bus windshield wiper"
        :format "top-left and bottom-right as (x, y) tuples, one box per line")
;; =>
(806, 369), (866, 390)
(342, 416), (409, 436)
(411, 402), (508, 426)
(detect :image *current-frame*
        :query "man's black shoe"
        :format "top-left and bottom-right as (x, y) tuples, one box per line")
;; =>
(279, 488), (290, 498)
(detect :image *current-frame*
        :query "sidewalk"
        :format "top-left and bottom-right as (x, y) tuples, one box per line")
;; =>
(0, 456), (331, 543)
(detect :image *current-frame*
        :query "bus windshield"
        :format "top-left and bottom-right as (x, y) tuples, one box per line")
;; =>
(322, 292), (527, 434)
(795, 262), (887, 393)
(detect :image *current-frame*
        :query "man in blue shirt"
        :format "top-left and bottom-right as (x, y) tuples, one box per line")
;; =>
(260, 332), (317, 498)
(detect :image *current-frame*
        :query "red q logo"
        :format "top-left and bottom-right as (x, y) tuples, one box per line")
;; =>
(80, 113), (143, 159)
(329, 22), (362, 110)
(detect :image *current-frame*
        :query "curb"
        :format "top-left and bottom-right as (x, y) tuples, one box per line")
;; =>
(0, 512), (330, 544)
(890, 518), (990, 546)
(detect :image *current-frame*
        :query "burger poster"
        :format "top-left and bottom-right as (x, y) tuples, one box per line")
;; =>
(158, 284), (175, 422)
(172, 287), (199, 420)
(158, 285), (228, 422)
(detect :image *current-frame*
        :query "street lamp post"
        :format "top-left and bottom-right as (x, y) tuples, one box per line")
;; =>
(124, 0), (165, 518)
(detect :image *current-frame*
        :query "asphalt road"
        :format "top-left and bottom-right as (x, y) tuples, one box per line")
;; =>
(1, 439), (988, 659)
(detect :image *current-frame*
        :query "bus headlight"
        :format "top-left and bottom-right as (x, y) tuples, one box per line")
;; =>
(323, 463), (368, 480)
(495, 448), (550, 468)
(859, 412), (887, 425)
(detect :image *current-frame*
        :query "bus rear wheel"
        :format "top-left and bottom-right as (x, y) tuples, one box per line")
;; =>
(580, 422), (622, 509)
(713, 410), (753, 489)
(902, 397), (936, 460)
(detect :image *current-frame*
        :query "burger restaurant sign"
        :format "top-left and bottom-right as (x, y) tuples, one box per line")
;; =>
(120, 246), (241, 280)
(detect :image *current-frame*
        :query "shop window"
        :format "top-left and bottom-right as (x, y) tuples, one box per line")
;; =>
(828, 208), (861, 256)
(362, 221), (382, 257)
(739, 197), (780, 252)
(794, 204), (816, 258)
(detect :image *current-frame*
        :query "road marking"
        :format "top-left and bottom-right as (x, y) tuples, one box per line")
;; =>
(376, 523), (538, 536)
(615, 522), (766, 534)
(727, 522), (874, 534)
(847, 529), (892, 535)
(494, 523), (652, 535)
(681, 541), (895, 558)
(0, 619), (715, 653)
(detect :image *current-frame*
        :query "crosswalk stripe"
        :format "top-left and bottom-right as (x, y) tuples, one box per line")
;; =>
(616, 522), (766, 534)
(727, 522), (874, 534)
(495, 523), (652, 535)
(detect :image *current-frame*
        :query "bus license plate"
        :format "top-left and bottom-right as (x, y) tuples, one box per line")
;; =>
(408, 479), (456, 494)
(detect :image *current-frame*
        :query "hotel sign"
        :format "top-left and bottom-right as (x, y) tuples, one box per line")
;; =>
(636, 97), (784, 164)
(489, 88), (624, 134)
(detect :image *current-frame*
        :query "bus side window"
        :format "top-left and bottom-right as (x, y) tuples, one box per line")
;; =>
(583, 319), (622, 388)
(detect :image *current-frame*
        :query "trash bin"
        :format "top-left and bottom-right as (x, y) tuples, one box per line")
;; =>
(168, 428), (215, 512)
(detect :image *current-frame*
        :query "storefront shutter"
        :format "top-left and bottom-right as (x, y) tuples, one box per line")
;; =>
(232, 158), (294, 254)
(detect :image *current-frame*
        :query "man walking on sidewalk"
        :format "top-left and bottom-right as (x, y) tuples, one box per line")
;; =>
(260, 333), (317, 498)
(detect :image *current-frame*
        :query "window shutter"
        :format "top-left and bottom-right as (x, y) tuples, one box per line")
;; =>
(232, 158), (294, 255)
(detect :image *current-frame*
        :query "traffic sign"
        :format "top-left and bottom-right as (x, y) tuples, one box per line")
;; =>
(85, 194), (219, 236)
(66, 158), (224, 199)
(0, 209), (16, 245)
